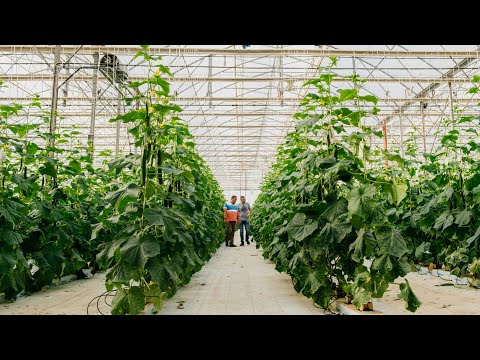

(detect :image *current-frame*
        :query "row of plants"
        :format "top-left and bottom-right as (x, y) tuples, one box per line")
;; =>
(0, 47), (226, 314)
(251, 58), (421, 312)
(86, 47), (225, 314)
(383, 76), (480, 283)
(0, 91), (115, 300)
(252, 59), (480, 312)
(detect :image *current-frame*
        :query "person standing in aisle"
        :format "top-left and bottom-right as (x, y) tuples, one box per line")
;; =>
(238, 195), (252, 246)
(224, 195), (239, 247)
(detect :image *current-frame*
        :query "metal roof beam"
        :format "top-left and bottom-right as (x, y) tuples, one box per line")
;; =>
(0, 75), (475, 83)
(1, 46), (480, 57)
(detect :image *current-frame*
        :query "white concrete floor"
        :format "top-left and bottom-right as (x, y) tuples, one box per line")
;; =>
(0, 231), (324, 315)
(157, 232), (324, 315)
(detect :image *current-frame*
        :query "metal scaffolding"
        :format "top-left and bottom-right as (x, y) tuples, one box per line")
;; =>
(1, 44), (480, 201)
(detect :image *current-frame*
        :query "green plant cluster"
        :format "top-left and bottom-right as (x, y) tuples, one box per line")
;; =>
(251, 58), (421, 312)
(0, 94), (115, 300)
(93, 46), (225, 314)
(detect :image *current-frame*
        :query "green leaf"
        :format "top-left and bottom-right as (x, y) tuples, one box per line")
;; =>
(149, 77), (170, 95)
(373, 130), (384, 138)
(300, 269), (324, 295)
(338, 88), (358, 102)
(144, 285), (164, 313)
(433, 210), (454, 231)
(415, 242), (431, 259)
(120, 235), (161, 268)
(126, 286), (145, 314)
(318, 218), (351, 244)
(143, 207), (167, 226)
(349, 228), (365, 262)
(105, 183), (140, 212)
(371, 254), (394, 272)
(359, 95), (378, 105)
(454, 209), (471, 227)
(375, 226), (408, 258)
(398, 279), (421, 312)
(295, 115), (320, 131)
(389, 179), (408, 205)
(111, 287), (145, 315)
(467, 226), (480, 245)
(321, 192), (348, 222)
(26, 142), (39, 155)
(111, 288), (128, 315)
(66, 160), (82, 174)
(347, 184), (376, 219)
(146, 256), (180, 292)
(106, 260), (138, 283)
(352, 288), (372, 309)
(0, 229), (23, 245)
(39, 161), (57, 177)
(286, 213), (318, 242)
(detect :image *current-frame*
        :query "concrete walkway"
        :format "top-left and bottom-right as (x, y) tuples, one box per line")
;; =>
(0, 232), (324, 315)
(158, 232), (324, 315)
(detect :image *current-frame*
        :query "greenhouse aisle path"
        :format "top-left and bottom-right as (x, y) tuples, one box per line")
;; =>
(157, 232), (324, 315)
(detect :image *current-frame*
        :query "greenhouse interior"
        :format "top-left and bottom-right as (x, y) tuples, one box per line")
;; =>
(1, 45), (480, 315)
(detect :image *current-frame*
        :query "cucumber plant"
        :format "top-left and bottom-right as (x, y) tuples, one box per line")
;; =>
(94, 46), (225, 314)
(251, 58), (421, 312)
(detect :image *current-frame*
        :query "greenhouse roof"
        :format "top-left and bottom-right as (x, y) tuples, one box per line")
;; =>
(1, 45), (479, 201)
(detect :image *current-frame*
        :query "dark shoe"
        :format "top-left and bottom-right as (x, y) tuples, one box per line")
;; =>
(229, 244), (237, 247)
(240, 242), (244, 246)
(246, 240), (250, 245)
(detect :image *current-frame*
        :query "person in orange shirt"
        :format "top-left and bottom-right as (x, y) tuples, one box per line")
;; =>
(224, 195), (239, 247)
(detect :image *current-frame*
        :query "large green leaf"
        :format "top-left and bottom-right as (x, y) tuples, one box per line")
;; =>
(105, 183), (141, 213)
(0, 229), (23, 246)
(120, 235), (161, 268)
(375, 226), (408, 258)
(349, 228), (376, 262)
(338, 88), (358, 102)
(347, 184), (376, 218)
(321, 192), (348, 222)
(146, 256), (180, 292)
(318, 218), (351, 244)
(371, 254), (394, 273)
(454, 209), (471, 227)
(467, 226), (480, 245)
(295, 115), (320, 131)
(105, 260), (138, 283)
(143, 207), (167, 226)
(398, 279), (421, 312)
(38, 161), (57, 178)
(433, 209), (454, 231)
(414, 242), (431, 259)
(300, 269), (324, 295)
(286, 213), (318, 242)
(389, 179), (408, 205)
(144, 285), (164, 313)
(352, 288), (371, 309)
(111, 287), (145, 315)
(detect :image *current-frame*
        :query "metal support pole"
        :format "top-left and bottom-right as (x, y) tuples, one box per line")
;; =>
(383, 119), (388, 168)
(49, 45), (61, 148)
(208, 55), (212, 108)
(88, 52), (99, 159)
(398, 107), (404, 157)
(448, 82), (455, 130)
(115, 97), (121, 157)
(420, 101), (427, 156)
